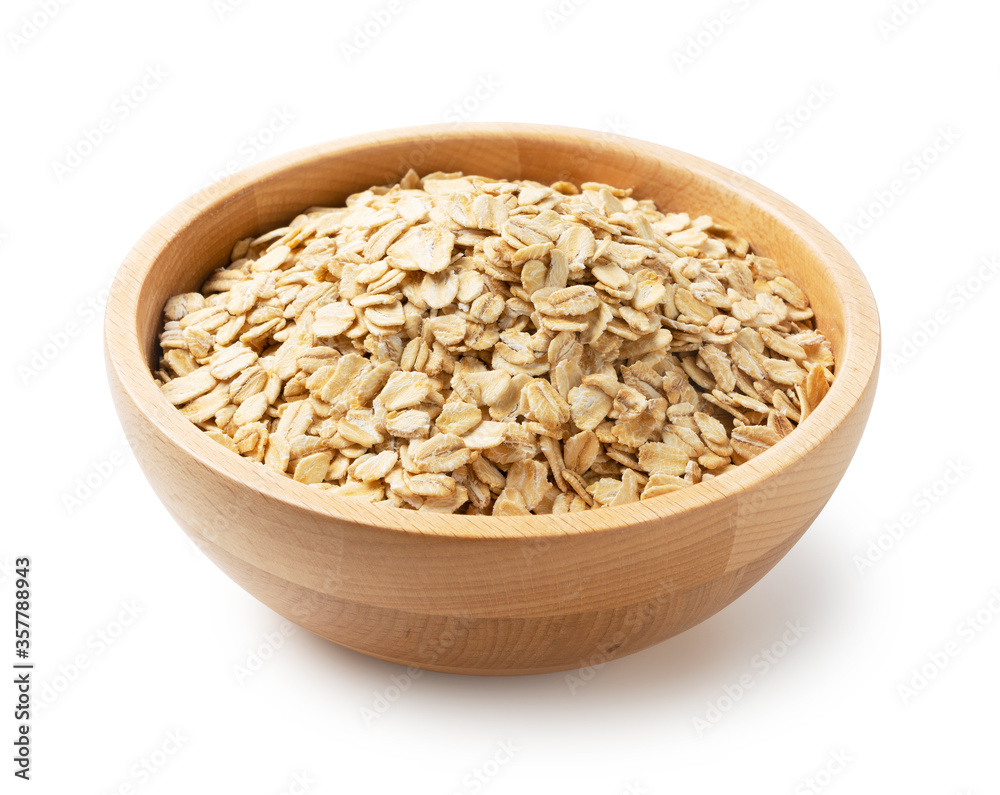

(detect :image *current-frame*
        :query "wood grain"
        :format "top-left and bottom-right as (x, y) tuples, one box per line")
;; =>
(105, 123), (880, 675)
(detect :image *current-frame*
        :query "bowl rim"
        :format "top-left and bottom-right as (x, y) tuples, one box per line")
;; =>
(105, 122), (880, 540)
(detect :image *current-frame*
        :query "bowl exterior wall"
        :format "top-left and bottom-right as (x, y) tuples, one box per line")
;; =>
(108, 349), (876, 674)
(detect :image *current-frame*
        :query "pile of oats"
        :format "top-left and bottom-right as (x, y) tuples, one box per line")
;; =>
(155, 170), (834, 515)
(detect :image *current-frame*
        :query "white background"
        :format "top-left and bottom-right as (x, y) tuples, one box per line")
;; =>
(3, 0), (999, 793)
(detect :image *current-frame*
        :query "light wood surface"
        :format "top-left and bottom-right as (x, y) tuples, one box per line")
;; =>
(105, 123), (880, 675)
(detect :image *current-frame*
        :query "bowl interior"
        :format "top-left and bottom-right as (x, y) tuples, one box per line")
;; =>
(113, 123), (878, 536)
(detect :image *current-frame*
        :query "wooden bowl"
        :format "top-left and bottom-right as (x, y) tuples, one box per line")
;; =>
(105, 123), (880, 675)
